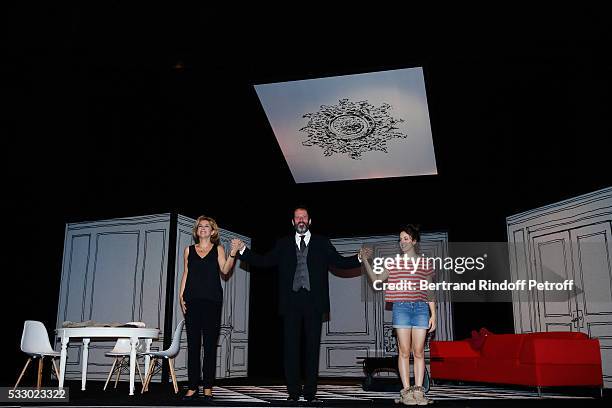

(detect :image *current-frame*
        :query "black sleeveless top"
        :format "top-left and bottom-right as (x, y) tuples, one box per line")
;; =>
(184, 244), (223, 303)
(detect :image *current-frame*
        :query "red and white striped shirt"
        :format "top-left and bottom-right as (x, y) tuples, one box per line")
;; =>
(385, 257), (434, 302)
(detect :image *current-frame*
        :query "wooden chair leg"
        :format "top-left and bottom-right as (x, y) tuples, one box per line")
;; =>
(104, 358), (118, 391)
(146, 358), (157, 392)
(141, 360), (150, 393)
(136, 359), (144, 384)
(13, 358), (32, 390)
(114, 358), (124, 389)
(51, 358), (60, 382)
(141, 358), (155, 394)
(36, 357), (44, 389)
(141, 363), (151, 394)
(168, 358), (178, 394)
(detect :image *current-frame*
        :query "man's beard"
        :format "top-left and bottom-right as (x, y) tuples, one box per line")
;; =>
(295, 222), (309, 234)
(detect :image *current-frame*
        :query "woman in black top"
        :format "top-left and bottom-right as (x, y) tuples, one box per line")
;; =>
(178, 216), (239, 400)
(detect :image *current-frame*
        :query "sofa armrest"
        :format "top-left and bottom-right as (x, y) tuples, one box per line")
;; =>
(520, 338), (601, 365)
(430, 341), (480, 359)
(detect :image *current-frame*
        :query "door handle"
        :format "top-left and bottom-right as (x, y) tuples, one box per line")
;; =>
(570, 310), (580, 328)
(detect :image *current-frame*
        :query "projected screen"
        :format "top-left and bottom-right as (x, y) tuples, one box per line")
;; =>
(254, 67), (437, 183)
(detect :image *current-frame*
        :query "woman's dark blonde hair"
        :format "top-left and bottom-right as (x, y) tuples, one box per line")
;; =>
(192, 216), (220, 245)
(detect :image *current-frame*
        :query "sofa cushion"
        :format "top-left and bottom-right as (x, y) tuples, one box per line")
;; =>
(520, 337), (601, 365)
(468, 327), (494, 350)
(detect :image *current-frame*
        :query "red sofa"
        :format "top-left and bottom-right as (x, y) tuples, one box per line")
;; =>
(430, 332), (602, 389)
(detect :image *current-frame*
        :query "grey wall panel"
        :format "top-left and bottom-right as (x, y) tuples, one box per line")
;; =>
(62, 234), (91, 323)
(89, 232), (140, 322)
(507, 187), (612, 387)
(141, 230), (167, 330)
(56, 214), (171, 381)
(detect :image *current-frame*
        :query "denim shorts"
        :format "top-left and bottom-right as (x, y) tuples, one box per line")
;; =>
(392, 301), (430, 329)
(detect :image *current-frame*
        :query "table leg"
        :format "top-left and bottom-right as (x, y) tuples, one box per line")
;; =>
(144, 338), (152, 379)
(59, 336), (68, 388)
(81, 338), (90, 391)
(129, 337), (137, 396)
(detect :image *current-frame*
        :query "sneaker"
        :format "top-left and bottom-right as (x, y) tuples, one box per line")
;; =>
(412, 385), (433, 405)
(398, 386), (417, 405)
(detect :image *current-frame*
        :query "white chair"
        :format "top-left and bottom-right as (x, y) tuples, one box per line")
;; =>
(14, 320), (61, 390)
(103, 322), (146, 391)
(141, 319), (185, 394)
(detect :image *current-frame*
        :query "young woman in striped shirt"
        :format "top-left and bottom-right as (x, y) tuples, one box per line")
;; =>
(361, 225), (436, 405)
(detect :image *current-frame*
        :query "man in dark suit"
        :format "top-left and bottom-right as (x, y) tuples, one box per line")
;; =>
(234, 206), (361, 402)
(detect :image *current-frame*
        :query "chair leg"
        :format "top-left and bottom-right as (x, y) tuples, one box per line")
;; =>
(168, 358), (178, 394)
(141, 358), (156, 393)
(141, 360), (151, 394)
(114, 358), (124, 389)
(36, 357), (44, 389)
(104, 358), (118, 391)
(51, 358), (60, 382)
(147, 358), (158, 392)
(13, 358), (32, 390)
(136, 359), (144, 384)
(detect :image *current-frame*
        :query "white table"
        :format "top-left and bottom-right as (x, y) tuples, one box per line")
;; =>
(56, 327), (160, 396)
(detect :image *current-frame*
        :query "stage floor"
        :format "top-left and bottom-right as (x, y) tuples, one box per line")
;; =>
(17, 380), (609, 407)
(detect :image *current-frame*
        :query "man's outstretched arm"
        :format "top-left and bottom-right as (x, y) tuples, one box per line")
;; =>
(235, 238), (280, 269)
(326, 239), (361, 269)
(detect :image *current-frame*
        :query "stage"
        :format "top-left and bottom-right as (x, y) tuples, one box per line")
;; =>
(18, 379), (608, 407)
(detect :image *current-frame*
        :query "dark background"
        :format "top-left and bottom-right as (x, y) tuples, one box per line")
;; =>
(2, 5), (611, 385)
